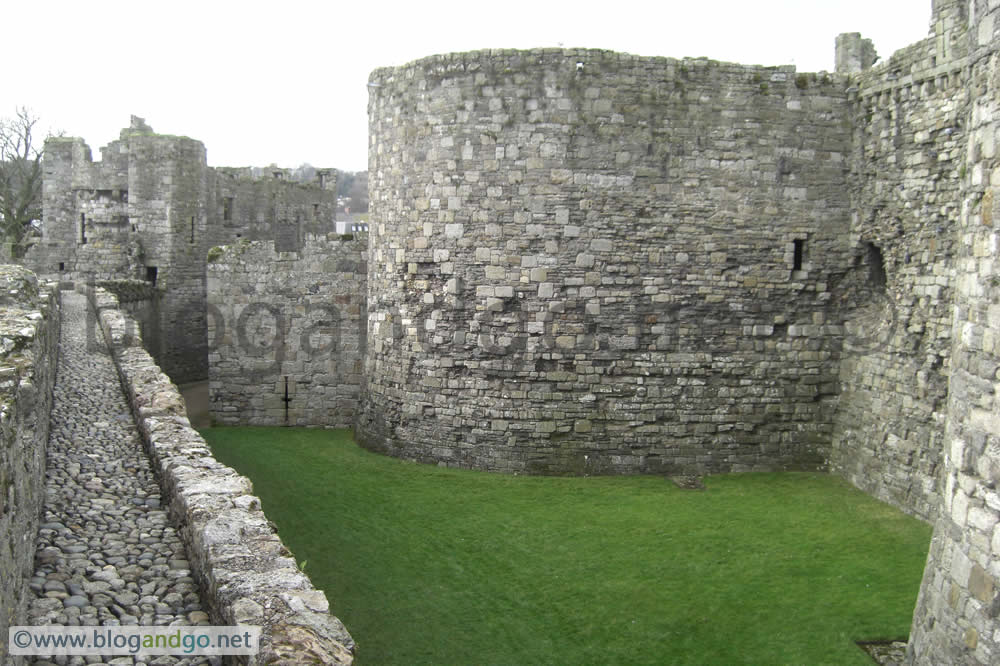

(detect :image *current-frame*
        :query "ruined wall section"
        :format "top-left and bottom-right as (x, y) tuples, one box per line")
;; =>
(210, 168), (338, 250)
(29, 138), (82, 274)
(361, 50), (853, 474)
(908, 2), (1000, 661)
(95, 279), (161, 369)
(830, 32), (969, 520)
(30, 136), (139, 279)
(206, 234), (366, 426)
(28, 119), (339, 386)
(0, 267), (59, 665)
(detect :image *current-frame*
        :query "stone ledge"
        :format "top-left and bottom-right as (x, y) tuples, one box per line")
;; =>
(94, 279), (159, 304)
(81, 285), (354, 664)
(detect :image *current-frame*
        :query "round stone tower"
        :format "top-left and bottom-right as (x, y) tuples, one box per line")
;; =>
(907, 1), (1000, 663)
(359, 49), (853, 474)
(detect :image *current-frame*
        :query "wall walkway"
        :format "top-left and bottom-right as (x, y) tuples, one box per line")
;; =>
(25, 292), (211, 663)
(20, 290), (354, 664)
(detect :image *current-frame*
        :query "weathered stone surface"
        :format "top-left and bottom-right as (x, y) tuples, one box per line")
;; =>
(0, 266), (58, 666)
(828, 8), (967, 521)
(24, 292), (213, 665)
(23, 116), (338, 385)
(906, 3), (1000, 663)
(0, 1), (995, 663)
(87, 285), (354, 663)
(206, 234), (367, 427)
(360, 48), (851, 475)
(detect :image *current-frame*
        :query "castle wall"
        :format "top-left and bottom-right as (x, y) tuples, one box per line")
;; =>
(30, 137), (138, 279)
(0, 267), (59, 665)
(360, 50), (853, 474)
(25, 119), (339, 386)
(907, 1), (1000, 661)
(830, 32), (968, 521)
(95, 279), (161, 369)
(211, 168), (338, 248)
(85, 285), (355, 663)
(206, 234), (366, 426)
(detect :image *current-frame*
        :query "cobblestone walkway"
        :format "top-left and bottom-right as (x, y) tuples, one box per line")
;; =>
(26, 293), (214, 666)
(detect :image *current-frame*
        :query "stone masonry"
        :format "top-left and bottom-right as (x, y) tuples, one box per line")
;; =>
(829, 0), (970, 522)
(906, 1), (1000, 662)
(354, 1), (999, 661)
(206, 234), (366, 427)
(360, 50), (852, 475)
(0, 278), (356, 664)
(6, 0), (1000, 662)
(25, 291), (213, 665)
(0, 267), (58, 665)
(86, 286), (355, 663)
(24, 117), (338, 385)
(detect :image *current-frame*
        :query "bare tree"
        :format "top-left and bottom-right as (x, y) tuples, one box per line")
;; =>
(0, 107), (44, 258)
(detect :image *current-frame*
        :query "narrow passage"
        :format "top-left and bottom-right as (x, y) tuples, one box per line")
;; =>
(26, 292), (214, 666)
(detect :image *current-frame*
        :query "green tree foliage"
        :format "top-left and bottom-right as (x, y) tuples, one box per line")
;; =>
(0, 108), (44, 258)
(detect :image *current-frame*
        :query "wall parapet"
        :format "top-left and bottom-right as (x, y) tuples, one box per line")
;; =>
(83, 285), (354, 664)
(94, 278), (159, 303)
(0, 266), (60, 666)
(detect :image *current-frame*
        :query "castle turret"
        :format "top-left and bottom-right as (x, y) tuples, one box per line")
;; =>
(359, 50), (853, 475)
(906, 1), (1000, 663)
(835, 32), (878, 74)
(931, 0), (969, 64)
(970, 0), (999, 56)
(30, 137), (92, 273)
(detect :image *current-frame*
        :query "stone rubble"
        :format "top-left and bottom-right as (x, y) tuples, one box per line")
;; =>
(25, 291), (214, 666)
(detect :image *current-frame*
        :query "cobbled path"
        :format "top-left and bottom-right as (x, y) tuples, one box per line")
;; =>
(26, 293), (215, 666)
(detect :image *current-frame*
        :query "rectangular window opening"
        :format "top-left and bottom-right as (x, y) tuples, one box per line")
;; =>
(190, 216), (195, 244)
(146, 266), (158, 286)
(223, 197), (234, 222)
(80, 214), (87, 245)
(793, 239), (805, 272)
(58, 262), (65, 272)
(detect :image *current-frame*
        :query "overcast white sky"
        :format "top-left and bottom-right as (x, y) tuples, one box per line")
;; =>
(5, 0), (932, 173)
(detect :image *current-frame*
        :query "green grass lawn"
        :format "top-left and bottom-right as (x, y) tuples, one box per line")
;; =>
(200, 427), (932, 665)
